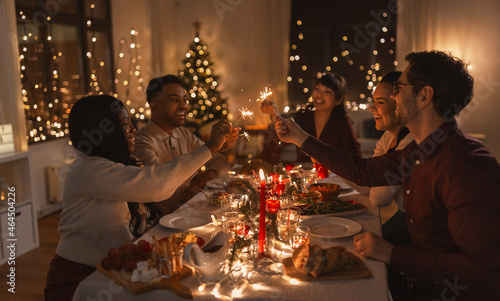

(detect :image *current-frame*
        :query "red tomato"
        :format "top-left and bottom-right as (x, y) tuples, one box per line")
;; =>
(124, 259), (137, 272)
(101, 257), (112, 270)
(111, 258), (123, 270)
(138, 240), (153, 254)
(125, 244), (139, 257)
(122, 241), (133, 250)
(108, 248), (122, 258)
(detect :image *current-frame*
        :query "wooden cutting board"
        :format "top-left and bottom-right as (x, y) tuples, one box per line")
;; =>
(283, 257), (372, 281)
(96, 263), (193, 299)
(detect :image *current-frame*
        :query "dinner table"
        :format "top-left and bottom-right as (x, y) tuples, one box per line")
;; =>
(73, 174), (389, 301)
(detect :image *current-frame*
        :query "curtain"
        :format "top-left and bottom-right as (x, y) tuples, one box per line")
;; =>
(396, 0), (500, 158)
(0, 0), (27, 152)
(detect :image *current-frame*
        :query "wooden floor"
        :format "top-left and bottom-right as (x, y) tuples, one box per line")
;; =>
(0, 211), (61, 301)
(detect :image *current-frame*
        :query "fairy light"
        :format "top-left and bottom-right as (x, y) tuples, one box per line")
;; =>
(114, 28), (149, 120)
(19, 10), (67, 143)
(288, 11), (396, 111)
(86, 3), (102, 94)
(180, 20), (228, 128)
(212, 282), (221, 298)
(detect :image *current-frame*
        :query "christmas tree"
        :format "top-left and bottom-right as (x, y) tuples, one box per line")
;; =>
(179, 20), (228, 133)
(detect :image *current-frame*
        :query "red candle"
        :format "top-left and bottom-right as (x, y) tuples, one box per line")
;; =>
(276, 182), (285, 195)
(314, 163), (329, 179)
(270, 173), (280, 182)
(259, 169), (266, 254)
(267, 198), (280, 213)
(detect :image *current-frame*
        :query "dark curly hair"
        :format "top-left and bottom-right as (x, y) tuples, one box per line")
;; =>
(146, 74), (185, 103)
(405, 51), (474, 118)
(69, 95), (130, 165)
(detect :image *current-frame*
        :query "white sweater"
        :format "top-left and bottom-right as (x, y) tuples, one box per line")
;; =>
(56, 146), (212, 267)
(369, 131), (414, 212)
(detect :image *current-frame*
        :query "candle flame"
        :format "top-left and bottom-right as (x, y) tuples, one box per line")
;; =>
(259, 169), (265, 181)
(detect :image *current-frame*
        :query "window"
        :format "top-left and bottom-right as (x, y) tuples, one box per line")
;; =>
(16, 0), (114, 143)
(288, 0), (397, 111)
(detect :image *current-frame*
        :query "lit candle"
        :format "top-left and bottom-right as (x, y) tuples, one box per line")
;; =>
(270, 173), (280, 182)
(314, 163), (329, 179)
(266, 198), (280, 213)
(276, 175), (285, 195)
(259, 169), (266, 255)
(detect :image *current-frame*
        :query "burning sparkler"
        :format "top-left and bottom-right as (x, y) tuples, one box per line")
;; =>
(239, 131), (251, 141)
(258, 87), (272, 101)
(238, 107), (255, 120)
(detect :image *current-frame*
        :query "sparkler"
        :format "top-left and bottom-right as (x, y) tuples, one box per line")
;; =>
(239, 131), (251, 141)
(258, 87), (272, 101)
(238, 107), (255, 120)
(234, 105), (253, 122)
(233, 86), (272, 144)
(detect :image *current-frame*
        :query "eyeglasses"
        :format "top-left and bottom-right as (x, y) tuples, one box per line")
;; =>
(392, 82), (413, 95)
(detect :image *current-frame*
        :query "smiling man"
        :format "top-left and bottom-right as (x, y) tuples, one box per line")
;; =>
(133, 74), (238, 215)
(274, 51), (500, 300)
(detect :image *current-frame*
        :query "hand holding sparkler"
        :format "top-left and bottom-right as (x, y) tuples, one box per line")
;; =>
(219, 125), (241, 152)
(260, 99), (278, 116)
(206, 119), (236, 154)
(275, 115), (309, 146)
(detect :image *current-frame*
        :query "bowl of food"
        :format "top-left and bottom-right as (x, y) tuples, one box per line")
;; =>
(206, 190), (228, 207)
(307, 183), (342, 202)
(292, 190), (322, 206)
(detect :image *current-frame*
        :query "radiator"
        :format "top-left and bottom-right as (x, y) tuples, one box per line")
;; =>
(46, 159), (75, 204)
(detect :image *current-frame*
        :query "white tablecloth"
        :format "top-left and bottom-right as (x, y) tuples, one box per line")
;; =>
(73, 176), (388, 301)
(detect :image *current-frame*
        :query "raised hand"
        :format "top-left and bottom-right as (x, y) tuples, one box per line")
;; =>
(206, 119), (233, 154)
(219, 126), (241, 152)
(275, 116), (309, 146)
(260, 99), (278, 115)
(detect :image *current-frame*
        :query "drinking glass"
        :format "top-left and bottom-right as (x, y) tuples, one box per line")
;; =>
(291, 225), (311, 249)
(277, 207), (300, 243)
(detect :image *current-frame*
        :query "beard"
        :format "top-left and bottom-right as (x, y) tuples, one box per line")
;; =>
(395, 95), (419, 126)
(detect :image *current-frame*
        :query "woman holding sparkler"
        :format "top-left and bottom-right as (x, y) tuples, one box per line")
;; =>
(261, 73), (361, 163)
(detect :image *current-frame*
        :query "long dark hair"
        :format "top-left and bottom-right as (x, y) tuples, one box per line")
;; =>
(69, 95), (130, 165)
(68, 95), (160, 237)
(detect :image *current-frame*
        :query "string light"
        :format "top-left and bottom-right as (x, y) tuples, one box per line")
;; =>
(87, 3), (103, 95)
(288, 13), (397, 111)
(19, 10), (68, 143)
(114, 28), (148, 119)
(180, 20), (228, 129)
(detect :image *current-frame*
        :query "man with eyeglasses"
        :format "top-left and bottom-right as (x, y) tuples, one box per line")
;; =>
(274, 51), (500, 300)
(134, 74), (239, 215)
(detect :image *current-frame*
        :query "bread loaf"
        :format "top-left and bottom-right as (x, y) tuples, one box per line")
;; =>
(292, 244), (361, 277)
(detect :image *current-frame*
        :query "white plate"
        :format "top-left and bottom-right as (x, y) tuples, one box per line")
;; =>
(159, 211), (212, 229)
(206, 178), (225, 189)
(300, 216), (362, 238)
